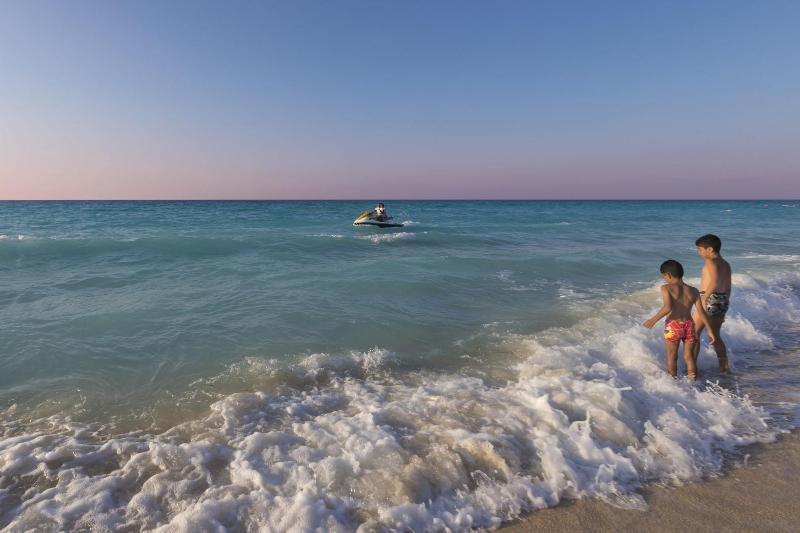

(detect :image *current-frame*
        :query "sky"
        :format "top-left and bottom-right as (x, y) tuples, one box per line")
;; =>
(1, 0), (799, 199)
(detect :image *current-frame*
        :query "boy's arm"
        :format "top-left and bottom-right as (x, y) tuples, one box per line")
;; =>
(693, 293), (716, 344)
(643, 286), (671, 328)
(725, 259), (733, 296)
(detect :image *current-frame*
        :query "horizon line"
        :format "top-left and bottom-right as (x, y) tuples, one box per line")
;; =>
(1, 198), (798, 202)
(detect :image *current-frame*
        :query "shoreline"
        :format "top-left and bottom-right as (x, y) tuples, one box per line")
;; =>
(504, 430), (800, 532)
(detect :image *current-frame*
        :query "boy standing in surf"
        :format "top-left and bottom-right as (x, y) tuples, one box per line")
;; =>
(692, 234), (732, 372)
(643, 260), (715, 380)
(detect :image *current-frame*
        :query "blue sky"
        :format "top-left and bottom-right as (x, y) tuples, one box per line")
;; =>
(1, 0), (798, 198)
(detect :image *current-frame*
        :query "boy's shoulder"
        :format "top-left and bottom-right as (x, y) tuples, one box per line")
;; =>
(707, 255), (730, 268)
(660, 284), (684, 297)
(682, 283), (701, 298)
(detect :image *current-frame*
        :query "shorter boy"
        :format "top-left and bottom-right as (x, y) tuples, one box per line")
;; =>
(643, 260), (715, 380)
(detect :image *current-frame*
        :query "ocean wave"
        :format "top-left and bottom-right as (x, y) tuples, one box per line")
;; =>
(496, 270), (513, 282)
(739, 253), (800, 263)
(2, 271), (796, 531)
(357, 232), (417, 244)
(0, 234), (29, 241)
(495, 270), (548, 292)
(310, 233), (345, 239)
(0, 234), (253, 260)
(194, 348), (398, 393)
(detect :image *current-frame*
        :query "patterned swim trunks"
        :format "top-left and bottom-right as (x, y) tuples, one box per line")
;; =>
(664, 319), (696, 343)
(702, 292), (730, 318)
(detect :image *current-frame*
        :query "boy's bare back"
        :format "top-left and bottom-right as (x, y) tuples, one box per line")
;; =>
(662, 282), (701, 321)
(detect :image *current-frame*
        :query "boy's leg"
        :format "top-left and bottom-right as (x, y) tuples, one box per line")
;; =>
(692, 314), (705, 365)
(665, 340), (679, 377)
(683, 341), (697, 380)
(709, 316), (729, 372)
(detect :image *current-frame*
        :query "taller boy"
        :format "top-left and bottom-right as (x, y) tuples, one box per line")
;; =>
(693, 234), (731, 372)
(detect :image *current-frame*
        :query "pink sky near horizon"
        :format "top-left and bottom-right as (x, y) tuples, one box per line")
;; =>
(2, 134), (798, 199)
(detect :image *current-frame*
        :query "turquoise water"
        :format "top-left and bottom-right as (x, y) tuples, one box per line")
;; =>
(1, 201), (799, 530)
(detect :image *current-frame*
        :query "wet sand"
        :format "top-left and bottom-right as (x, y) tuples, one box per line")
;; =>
(505, 431), (800, 532)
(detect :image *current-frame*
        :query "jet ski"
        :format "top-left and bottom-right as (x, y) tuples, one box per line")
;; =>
(353, 210), (404, 228)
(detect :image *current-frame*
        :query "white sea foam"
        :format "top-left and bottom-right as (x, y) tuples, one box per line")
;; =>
(496, 270), (546, 292)
(1, 272), (797, 531)
(358, 232), (416, 243)
(496, 270), (513, 282)
(0, 234), (27, 241)
(739, 253), (800, 263)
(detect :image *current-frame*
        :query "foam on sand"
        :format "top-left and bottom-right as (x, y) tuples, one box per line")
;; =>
(1, 272), (797, 531)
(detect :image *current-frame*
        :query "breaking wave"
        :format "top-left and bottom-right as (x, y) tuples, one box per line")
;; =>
(2, 270), (797, 531)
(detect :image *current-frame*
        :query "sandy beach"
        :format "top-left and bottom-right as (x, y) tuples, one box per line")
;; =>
(505, 430), (800, 532)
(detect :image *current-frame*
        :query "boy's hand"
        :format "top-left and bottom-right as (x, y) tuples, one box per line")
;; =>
(707, 332), (717, 345)
(643, 318), (656, 329)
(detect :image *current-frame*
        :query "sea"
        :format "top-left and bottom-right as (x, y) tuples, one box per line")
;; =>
(1, 200), (798, 531)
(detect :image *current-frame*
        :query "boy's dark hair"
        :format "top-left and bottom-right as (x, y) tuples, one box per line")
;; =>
(660, 259), (684, 278)
(695, 234), (722, 252)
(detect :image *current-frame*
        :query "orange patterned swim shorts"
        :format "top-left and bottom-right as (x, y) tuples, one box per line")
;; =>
(664, 319), (696, 343)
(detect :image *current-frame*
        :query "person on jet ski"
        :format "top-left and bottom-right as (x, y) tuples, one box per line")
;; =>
(374, 202), (388, 221)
